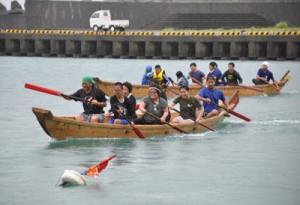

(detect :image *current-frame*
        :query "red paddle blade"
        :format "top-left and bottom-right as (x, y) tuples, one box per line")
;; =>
(171, 125), (188, 134)
(135, 104), (140, 110)
(228, 110), (251, 122)
(133, 127), (145, 139)
(25, 83), (62, 96)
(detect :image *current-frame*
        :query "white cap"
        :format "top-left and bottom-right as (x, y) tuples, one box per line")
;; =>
(262, 61), (269, 67)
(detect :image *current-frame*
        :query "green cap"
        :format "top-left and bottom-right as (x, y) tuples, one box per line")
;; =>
(82, 76), (97, 87)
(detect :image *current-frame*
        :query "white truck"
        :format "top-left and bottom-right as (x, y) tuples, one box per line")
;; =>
(89, 10), (129, 31)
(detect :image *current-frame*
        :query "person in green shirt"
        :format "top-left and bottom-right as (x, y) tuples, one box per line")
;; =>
(169, 85), (204, 124)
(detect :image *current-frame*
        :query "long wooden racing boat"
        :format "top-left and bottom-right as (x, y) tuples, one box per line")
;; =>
(32, 91), (240, 140)
(94, 70), (290, 98)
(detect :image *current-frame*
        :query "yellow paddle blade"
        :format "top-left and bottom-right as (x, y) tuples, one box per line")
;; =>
(284, 75), (292, 83)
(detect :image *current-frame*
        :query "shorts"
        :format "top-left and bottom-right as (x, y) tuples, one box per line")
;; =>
(82, 113), (105, 123)
(108, 119), (129, 125)
(177, 116), (193, 124)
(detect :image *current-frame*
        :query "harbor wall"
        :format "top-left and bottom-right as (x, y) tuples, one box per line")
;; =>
(1, 30), (299, 60)
(1, 1), (300, 29)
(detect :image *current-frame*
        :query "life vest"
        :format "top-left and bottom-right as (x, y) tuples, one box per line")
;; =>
(153, 69), (165, 85)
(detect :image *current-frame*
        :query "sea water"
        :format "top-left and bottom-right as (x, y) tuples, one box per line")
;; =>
(0, 57), (299, 205)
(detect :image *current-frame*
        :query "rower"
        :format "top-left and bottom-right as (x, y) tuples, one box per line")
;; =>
(134, 85), (169, 125)
(108, 82), (135, 125)
(219, 62), (243, 86)
(169, 85), (204, 124)
(187, 62), (205, 85)
(252, 61), (278, 86)
(62, 76), (107, 123)
(175, 71), (190, 86)
(141, 65), (153, 85)
(207, 62), (223, 86)
(123, 81), (137, 119)
(152, 65), (170, 88)
(195, 76), (229, 119)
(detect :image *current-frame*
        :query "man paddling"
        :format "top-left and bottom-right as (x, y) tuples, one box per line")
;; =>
(169, 85), (204, 124)
(187, 62), (205, 85)
(151, 65), (170, 88)
(196, 77), (229, 119)
(220, 62), (243, 86)
(252, 61), (278, 86)
(62, 76), (107, 123)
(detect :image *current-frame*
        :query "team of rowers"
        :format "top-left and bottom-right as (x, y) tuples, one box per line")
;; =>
(62, 61), (281, 126)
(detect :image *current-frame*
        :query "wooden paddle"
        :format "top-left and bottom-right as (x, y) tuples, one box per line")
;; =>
(279, 70), (290, 82)
(169, 107), (216, 132)
(145, 112), (188, 134)
(116, 107), (145, 139)
(236, 84), (264, 93)
(190, 76), (205, 87)
(24, 83), (88, 102)
(208, 101), (251, 122)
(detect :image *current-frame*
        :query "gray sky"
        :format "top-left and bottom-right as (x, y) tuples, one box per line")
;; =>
(0, 0), (25, 9)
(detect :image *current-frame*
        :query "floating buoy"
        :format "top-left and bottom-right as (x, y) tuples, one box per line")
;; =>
(57, 170), (86, 187)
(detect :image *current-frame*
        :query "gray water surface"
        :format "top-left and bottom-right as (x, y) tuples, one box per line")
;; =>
(0, 57), (299, 205)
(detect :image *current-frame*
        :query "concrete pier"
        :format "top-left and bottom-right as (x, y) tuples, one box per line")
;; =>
(0, 30), (300, 60)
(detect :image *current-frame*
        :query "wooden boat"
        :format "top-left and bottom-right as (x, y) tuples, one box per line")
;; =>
(94, 70), (290, 98)
(32, 91), (240, 140)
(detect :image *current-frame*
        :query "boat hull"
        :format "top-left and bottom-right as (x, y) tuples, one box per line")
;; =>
(33, 107), (227, 140)
(94, 70), (289, 98)
(32, 90), (240, 140)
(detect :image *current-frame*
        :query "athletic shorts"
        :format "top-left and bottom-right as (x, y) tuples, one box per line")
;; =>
(82, 113), (105, 123)
(108, 119), (129, 125)
(177, 116), (193, 124)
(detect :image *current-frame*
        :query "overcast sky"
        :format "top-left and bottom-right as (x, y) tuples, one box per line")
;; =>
(1, 0), (25, 9)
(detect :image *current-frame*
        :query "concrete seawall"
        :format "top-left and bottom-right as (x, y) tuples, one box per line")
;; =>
(1, 1), (300, 30)
(1, 30), (299, 60)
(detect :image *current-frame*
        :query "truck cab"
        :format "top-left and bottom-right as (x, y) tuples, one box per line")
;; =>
(89, 10), (129, 31)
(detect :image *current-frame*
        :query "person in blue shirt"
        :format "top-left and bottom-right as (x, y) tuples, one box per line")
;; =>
(187, 62), (205, 85)
(175, 71), (189, 86)
(207, 62), (222, 86)
(252, 61), (278, 86)
(141, 65), (153, 85)
(196, 76), (229, 119)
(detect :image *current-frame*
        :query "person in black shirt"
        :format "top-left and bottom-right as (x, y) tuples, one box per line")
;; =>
(220, 62), (243, 85)
(63, 76), (107, 123)
(123, 81), (137, 119)
(109, 82), (135, 125)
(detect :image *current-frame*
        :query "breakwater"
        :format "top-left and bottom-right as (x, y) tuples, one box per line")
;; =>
(1, 30), (299, 60)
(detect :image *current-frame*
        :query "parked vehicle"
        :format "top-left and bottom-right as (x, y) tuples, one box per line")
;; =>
(89, 10), (129, 31)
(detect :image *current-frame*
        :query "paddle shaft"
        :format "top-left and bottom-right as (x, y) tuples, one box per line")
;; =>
(170, 108), (215, 132)
(118, 109), (145, 139)
(224, 82), (264, 93)
(145, 112), (188, 134)
(190, 77), (204, 87)
(279, 70), (290, 82)
(208, 101), (251, 122)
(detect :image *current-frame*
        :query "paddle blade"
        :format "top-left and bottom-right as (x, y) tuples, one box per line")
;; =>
(228, 110), (251, 122)
(135, 104), (140, 110)
(82, 155), (116, 178)
(133, 127), (145, 139)
(25, 83), (62, 96)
